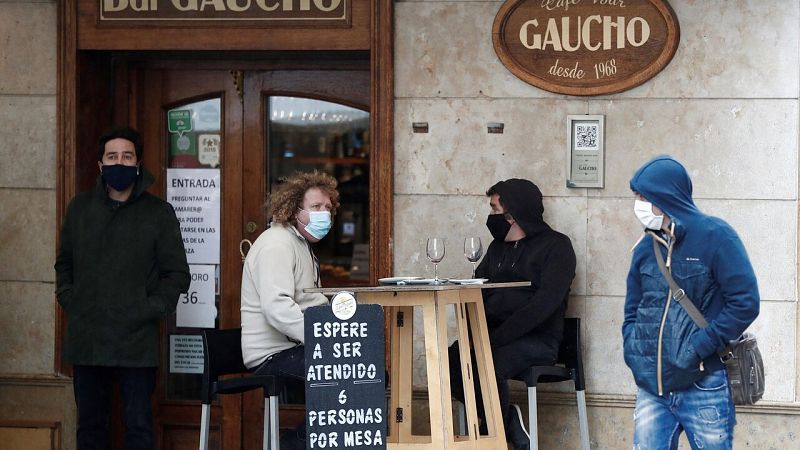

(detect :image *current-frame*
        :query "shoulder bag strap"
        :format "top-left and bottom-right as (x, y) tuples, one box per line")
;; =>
(649, 233), (709, 329)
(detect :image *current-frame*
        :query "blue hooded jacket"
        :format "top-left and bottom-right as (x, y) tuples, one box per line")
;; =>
(623, 156), (759, 396)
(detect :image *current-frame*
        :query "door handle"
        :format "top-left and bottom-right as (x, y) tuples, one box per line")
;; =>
(239, 239), (253, 263)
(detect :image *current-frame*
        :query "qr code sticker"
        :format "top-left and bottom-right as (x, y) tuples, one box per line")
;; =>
(574, 123), (599, 151)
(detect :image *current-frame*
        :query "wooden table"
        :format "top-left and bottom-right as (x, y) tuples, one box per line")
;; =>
(306, 282), (529, 450)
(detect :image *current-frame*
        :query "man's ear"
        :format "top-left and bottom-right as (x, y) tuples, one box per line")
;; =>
(97, 161), (103, 173)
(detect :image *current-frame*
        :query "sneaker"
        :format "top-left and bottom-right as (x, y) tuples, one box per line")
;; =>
(508, 404), (530, 450)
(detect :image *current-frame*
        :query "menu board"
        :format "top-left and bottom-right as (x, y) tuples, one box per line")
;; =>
(304, 302), (386, 449)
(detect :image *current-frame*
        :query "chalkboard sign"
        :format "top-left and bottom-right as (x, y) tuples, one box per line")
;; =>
(304, 301), (386, 450)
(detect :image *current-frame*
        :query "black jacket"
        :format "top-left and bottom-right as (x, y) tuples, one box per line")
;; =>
(477, 179), (576, 348)
(55, 169), (190, 367)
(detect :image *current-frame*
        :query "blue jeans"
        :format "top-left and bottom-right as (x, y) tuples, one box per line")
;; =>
(73, 365), (157, 450)
(633, 369), (735, 450)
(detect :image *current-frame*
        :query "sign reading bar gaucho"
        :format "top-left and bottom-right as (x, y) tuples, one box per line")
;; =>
(493, 0), (679, 96)
(100, 0), (349, 24)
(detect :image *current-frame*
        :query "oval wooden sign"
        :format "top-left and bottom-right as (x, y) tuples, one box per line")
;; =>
(493, 0), (680, 96)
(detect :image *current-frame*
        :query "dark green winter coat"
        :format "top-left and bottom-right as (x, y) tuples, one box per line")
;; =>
(55, 169), (190, 367)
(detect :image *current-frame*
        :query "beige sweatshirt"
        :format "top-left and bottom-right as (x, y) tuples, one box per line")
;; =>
(240, 222), (328, 369)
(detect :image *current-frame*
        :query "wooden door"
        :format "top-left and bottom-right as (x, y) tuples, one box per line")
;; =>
(136, 68), (245, 450)
(127, 64), (371, 450)
(240, 70), (370, 450)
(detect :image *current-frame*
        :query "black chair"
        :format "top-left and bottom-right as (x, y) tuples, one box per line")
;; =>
(199, 328), (283, 450)
(518, 317), (589, 450)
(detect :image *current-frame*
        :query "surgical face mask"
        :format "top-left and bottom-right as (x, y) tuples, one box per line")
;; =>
(634, 199), (664, 230)
(300, 210), (332, 240)
(101, 164), (138, 191)
(486, 213), (512, 241)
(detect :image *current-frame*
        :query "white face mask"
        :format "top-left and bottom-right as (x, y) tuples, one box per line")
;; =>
(299, 210), (332, 240)
(634, 199), (664, 230)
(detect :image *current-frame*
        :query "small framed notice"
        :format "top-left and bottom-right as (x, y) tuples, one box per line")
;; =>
(566, 115), (605, 189)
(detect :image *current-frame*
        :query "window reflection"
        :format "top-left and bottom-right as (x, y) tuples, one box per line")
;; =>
(268, 96), (370, 286)
(165, 97), (222, 402)
(168, 98), (222, 169)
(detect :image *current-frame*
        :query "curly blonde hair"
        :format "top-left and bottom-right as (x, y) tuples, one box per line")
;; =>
(268, 171), (340, 224)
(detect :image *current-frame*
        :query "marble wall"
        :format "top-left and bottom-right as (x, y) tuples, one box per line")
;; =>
(394, 0), (800, 444)
(0, 1), (71, 448)
(0, 0), (58, 375)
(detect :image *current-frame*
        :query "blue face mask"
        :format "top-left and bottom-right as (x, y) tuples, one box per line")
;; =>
(301, 210), (332, 240)
(101, 164), (138, 191)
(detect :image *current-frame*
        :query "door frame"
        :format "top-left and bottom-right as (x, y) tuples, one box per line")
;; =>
(55, 3), (393, 449)
(56, 1), (394, 375)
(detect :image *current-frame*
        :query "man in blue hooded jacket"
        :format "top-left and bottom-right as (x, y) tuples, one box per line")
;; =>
(623, 156), (759, 449)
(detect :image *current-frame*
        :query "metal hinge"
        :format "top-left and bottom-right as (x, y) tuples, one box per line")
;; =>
(397, 311), (404, 327)
(229, 70), (243, 101)
(395, 407), (403, 423)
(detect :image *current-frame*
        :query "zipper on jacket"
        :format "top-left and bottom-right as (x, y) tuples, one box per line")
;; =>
(657, 287), (672, 396)
(654, 224), (675, 397)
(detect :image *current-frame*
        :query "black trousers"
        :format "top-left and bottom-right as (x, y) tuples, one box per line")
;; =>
(448, 334), (558, 435)
(72, 365), (157, 450)
(253, 346), (306, 448)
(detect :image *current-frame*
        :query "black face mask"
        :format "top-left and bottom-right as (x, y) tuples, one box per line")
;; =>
(486, 214), (512, 241)
(101, 164), (138, 191)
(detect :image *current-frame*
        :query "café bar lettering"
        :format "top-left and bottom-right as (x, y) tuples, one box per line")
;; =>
(100, 0), (348, 21)
(493, 0), (680, 96)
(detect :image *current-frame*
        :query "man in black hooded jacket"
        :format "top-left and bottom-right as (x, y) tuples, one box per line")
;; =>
(449, 178), (576, 450)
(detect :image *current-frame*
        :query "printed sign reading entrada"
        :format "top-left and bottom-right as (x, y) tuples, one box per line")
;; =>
(492, 0), (680, 96)
(100, 0), (348, 22)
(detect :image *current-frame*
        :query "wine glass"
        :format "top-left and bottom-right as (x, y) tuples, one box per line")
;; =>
(464, 237), (483, 278)
(426, 238), (446, 283)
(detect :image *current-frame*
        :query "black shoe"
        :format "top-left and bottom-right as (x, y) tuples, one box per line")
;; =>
(507, 404), (530, 450)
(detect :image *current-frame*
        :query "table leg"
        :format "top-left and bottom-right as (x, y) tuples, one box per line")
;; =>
(388, 305), (415, 443)
(466, 298), (507, 447)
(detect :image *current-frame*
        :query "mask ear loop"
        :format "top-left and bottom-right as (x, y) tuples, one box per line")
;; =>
(295, 208), (310, 228)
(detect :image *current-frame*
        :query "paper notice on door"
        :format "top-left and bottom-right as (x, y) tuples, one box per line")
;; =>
(176, 264), (216, 329)
(169, 334), (204, 374)
(167, 168), (221, 264)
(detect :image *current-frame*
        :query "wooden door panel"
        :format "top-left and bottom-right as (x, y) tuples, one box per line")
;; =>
(240, 69), (370, 449)
(135, 68), (244, 450)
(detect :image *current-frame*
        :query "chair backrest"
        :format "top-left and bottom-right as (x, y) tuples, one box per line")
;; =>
(201, 328), (249, 403)
(557, 317), (585, 391)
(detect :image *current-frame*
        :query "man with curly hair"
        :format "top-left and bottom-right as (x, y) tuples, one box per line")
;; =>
(240, 170), (339, 450)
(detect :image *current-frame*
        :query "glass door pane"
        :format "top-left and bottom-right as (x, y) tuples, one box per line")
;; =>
(165, 97), (222, 401)
(267, 96), (370, 287)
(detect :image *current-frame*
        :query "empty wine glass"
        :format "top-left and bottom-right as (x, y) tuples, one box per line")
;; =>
(464, 237), (483, 278)
(426, 237), (446, 283)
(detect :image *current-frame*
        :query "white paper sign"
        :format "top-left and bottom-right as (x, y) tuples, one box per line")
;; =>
(169, 334), (204, 374)
(167, 168), (221, 264)
(177, 264), (217, 328)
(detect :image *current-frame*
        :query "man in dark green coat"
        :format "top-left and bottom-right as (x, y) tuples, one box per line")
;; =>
(55, 126), (190, 450)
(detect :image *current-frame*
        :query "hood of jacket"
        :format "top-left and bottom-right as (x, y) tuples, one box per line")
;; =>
(491, 178), (551, 237)
(629, 156), (700, 225)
